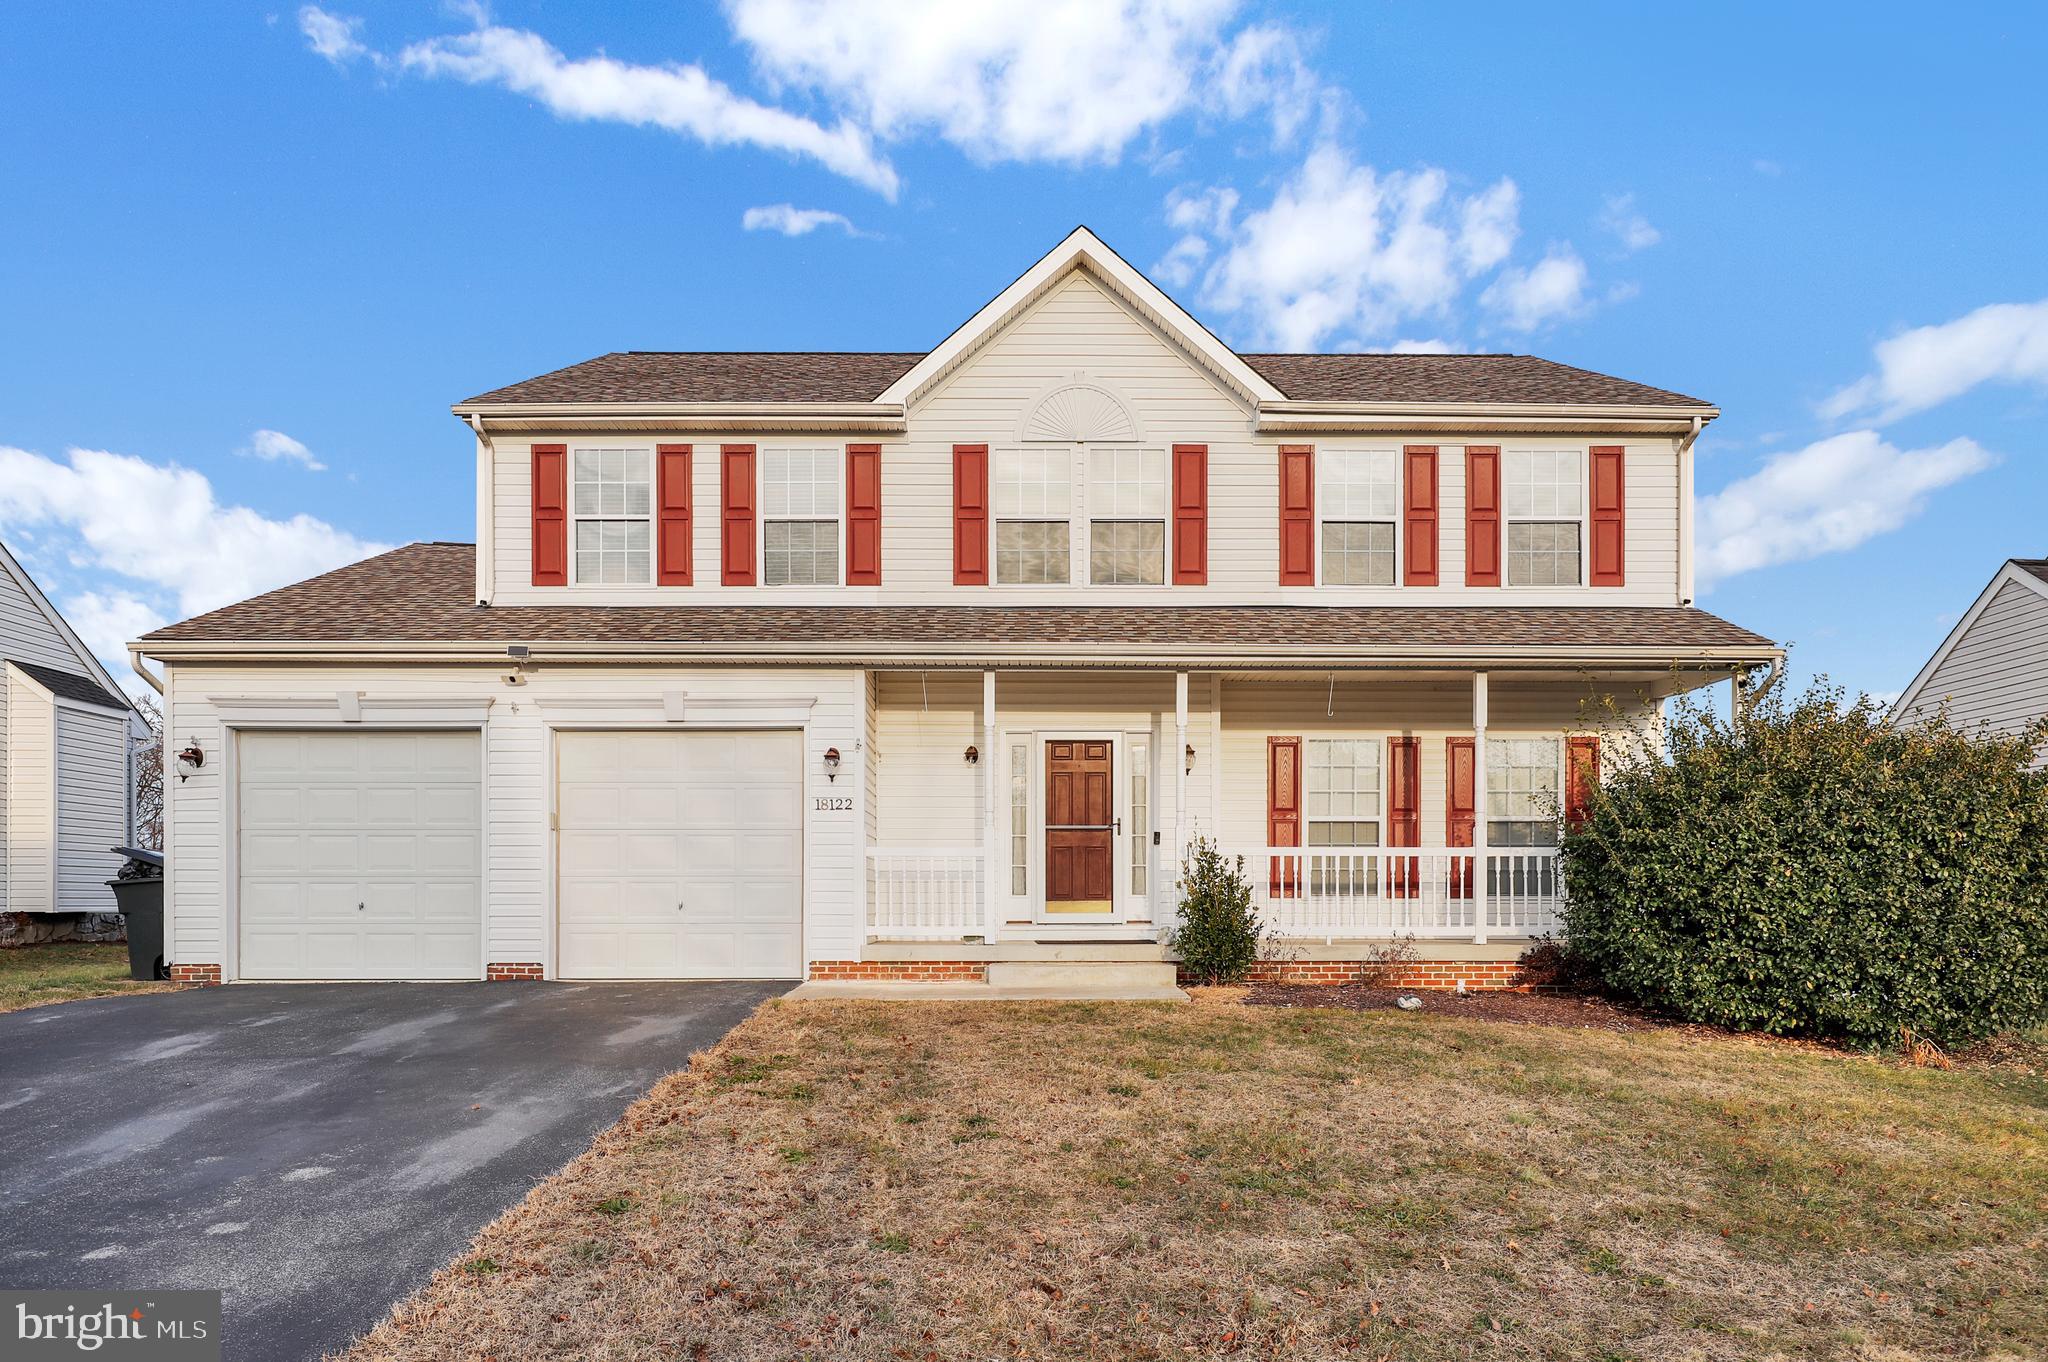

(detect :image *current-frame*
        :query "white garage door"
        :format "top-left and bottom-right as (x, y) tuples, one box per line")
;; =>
(238, 730), (483, 980)
(556, 729), (803, 979)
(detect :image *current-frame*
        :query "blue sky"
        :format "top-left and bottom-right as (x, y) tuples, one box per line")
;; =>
(2, 2), (2043, 698)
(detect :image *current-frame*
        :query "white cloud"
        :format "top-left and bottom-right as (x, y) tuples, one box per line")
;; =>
(1479, 247), (1588, 332)
(299, 5), (369, 65)
(242, 428), (326, 471)
(1696, 430), (1995, 588)
(0, 445), (390, 623)
(725, 0), (1319, 166)
(1597, 192), (1660, 251)
(59, 591), (169, 679)
(1390, 337), (1454, 354)
(740, 204), (862, 237)
(1174, 143), (1529, 349)
(1821, 297), (2048, 423)
(384, 18), (900, 197)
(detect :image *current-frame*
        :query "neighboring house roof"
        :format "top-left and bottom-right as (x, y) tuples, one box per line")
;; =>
(140, 543), (1775, 661)
(462, 350), (1710, 411)
(2015, 558), (2048, 586)
(7, 659), (128, 711)
(1893, 557), (2048, 721)
(0, 535), (141, 718)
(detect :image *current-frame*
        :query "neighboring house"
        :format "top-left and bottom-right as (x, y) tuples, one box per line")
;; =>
(1, 537), (144, 944)
(136, 227), (1779, 990)
(1893, 558), (2048, 767)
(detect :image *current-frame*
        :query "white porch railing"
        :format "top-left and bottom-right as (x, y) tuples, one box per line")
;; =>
(866, 848), (986, 940)
(1218, 845), (1564, 941)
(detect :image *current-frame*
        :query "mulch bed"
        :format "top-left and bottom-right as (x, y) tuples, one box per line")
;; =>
(1243, 981), (1669, 1031)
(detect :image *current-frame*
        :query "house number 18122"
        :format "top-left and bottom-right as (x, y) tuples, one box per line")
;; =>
(813, 796), (852, 812)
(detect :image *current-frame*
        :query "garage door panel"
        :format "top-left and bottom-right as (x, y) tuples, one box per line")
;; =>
(557, 729), (801, 980)
(237, 730), (481, 980)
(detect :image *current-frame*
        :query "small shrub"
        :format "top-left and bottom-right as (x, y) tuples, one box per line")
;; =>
(1358, 933), (1421, 987)
(1514, 937), (1601, 992)
(1170, 835), (1264, 984)
(1562, 679), (2048, 1049)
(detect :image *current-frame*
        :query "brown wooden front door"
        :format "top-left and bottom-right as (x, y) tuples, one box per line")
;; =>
(1045, 739), (1115, 914)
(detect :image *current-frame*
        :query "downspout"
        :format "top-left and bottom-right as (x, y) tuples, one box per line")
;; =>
(466, 413), (497, 607)
(126, 644), (164, 695)
(1676, 415), (1702, 606)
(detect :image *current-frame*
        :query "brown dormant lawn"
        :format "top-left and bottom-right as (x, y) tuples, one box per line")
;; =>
(0, 942), (176, 1014)
(339, 995), (2046, 1362)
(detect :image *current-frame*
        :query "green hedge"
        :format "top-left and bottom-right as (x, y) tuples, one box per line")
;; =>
(1561, 680), (2048, 1049)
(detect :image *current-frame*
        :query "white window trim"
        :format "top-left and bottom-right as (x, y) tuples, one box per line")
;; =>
(1501, 448), (1590, 591)
(1484, 733), (1566, 839)
(1314, 447), (1403, 589)
(568, 444), (657, 589)
(1304, 736), (1386, 847)
(993, 445), (1078, 588)
(1084, 445), (1169, 589)
(757, 445), (847, 588)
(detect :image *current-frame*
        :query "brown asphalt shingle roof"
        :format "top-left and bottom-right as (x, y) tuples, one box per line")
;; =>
(2014, 559), (2048, 586)
(461, 351), (1711, 409)
(141, 544), (1774, 657)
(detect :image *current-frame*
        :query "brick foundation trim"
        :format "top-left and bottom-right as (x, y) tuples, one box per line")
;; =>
(169, 963), (223, 986)
(808, 960), (987, 983)
(486, 963), (545, 981)
(1238, 959), (1538, 991)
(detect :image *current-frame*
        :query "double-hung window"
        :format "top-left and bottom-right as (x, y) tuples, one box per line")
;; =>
(1305, 739), (1382, 847)
(1319, 449), (1399, 586)
(994, 448), (1071, 584)
(572, 447), (652, 585)
(1088, 447), (1167, 585)
(761, 447), (840, 586)
(1486, 738), (1561, 846)
(1503, 451), (1583, 586)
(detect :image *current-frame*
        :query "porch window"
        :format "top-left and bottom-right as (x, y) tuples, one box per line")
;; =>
(1318, 449), (1399, 586)
(994, 448), (1071, 584)
(1009, 740), (1029, 895)
(1129, 736), (1150, 896)
(1487, 737), (1561, 845)
(762, 447), (841, 586)
(571, 447), (653, 585)
(1305, 739), (1381, 846)
(1503, 450), (1583, 586)
(1088, 447), (1167, 585)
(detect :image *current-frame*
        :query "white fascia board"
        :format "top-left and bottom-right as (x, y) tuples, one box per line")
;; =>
(875, 226), (1285, 410)
(1255, 404), (1719, 436)
(1893, 560), (2048, 717)
(0, 537), (142, 717)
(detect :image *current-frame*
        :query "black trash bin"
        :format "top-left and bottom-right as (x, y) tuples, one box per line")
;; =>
(107, 846), (167, 981)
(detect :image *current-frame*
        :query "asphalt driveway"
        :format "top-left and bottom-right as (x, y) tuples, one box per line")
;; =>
(0, 980), (786, 1361)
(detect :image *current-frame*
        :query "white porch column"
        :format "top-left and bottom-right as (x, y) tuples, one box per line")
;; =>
(982, 670), (998, 938)
(1174, 672), (1190, 861)
(1472, 670), (1489, 945)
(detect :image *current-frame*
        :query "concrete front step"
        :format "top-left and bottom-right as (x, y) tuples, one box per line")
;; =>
(985, 958), (1180, 991)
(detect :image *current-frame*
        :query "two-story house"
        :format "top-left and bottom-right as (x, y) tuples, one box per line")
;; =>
(136, 228), (1778, 993)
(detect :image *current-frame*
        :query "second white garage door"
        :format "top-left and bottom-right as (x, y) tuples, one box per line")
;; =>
(556, 729), (804, 979)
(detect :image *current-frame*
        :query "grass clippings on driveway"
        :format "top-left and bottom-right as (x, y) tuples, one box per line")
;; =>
(340, 996), (2047, 1362)
(0, 942), (176, 1013)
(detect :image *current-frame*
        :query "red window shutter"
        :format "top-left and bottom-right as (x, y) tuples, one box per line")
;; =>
(1278, 445), (1315, 585)
(1589, 446), (1626, 586)
(1403, 445), (1439, 586)
(1465, 446), (1501, 587)
(1566, 736), (1600, 829)
(1388, 736), (1422, 898)
(655, 444), (692, 586)
(530, 444), (567, 587)
(1267, 736), (1301, 896)
(720, 444), (755, 586)
(1172, 443), (1208, 584)
(1446, 736), (1476, 899)
(846, 443), (882, 585)
(952, 444), (989, 585)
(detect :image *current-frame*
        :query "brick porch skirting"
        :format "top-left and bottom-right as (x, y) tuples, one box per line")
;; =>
(486, 963), (545, 981)
(808, 960), (988, 983)
(1241, 959), (1535, 990)
(168, 963), (223, 986)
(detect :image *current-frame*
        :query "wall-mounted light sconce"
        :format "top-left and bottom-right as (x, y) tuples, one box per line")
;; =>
(1185, 743), (1196, 775)
(175, 741), (206, 782)
(964, 744), (979, 765)
(823, 746), (841, 782)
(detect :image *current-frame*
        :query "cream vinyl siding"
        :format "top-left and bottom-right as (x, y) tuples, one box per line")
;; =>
(161, 663), (863, 976)
(55, 705), (127, 912)
(486, 271), (1683, 608)
(1897, 578), (2048, 766)
(2, 561), (105, 907)
(4, 669), (55, 912)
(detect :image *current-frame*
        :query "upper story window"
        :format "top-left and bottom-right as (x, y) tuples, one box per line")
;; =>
(572, 447), (652, 585)
(994, 448), (1071, 585)
(1503, 450), (1583, 587)
(1318, 449), (1399, 586)
(762, 447), (841, 586)
(1305, 738), (1382, 846)
(1487, 737), (1560, 845)
(1088, 447), (1167, 585)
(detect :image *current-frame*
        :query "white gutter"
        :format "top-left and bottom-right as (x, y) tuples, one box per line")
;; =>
(1677, 415), (1702, 605)
(466, 413), (496, 606)
(126, 644), (165, 695)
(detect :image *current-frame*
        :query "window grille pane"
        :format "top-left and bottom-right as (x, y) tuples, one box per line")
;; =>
(1088, 447), (1167, 518)
(1010, 742), (1029, 896)
(764, 519), (841, 586)
(1129, 738), (1150, 897)
(996, 520), (1071, 584)
(1319, 449), (1400, 520)
(570, 448), (653, 583)
(762, 447), (840, 519)
(1306, 739), (1381, 831)
(1503, 449), (1583, 519)
(1485, 737), (1560, 840)
(1088, 520), (1165, 585)
(1320, 521), (1396, 586)
(1505, 521), (1581, 586)
(993, 448), (1070, 518)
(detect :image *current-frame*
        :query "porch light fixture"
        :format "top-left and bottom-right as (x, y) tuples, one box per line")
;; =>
(823, 746), (841, 782)
(1185, 744), (1196, 775)
(175, 741), (206, 781)
(964, 744), (979, 765)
